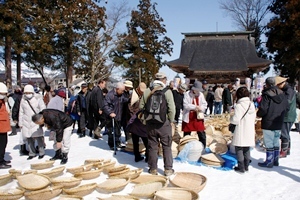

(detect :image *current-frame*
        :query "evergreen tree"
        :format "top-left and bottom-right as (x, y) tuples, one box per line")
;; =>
(266, 0), (300, 85)
(111, 0), (173, 86)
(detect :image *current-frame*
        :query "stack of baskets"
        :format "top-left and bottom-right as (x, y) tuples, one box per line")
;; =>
(200, 153), (225, 167)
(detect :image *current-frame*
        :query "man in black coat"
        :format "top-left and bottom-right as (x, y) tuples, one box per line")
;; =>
(256, 77), (288, 168)
(32, 109), (73, 164)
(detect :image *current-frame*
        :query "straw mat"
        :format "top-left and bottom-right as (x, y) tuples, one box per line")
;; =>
(17, 173), (51, 190)
(24, 185), (62, 200)
(154, 187), (199, 200)
(51, 176), (82, 188)
(0, 187), (25, 200)
(96, 177), (130, 193)
(169, 172), (207, 193)
(63, 183), (97, 197)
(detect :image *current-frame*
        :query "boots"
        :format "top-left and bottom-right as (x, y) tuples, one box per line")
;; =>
(234, 160), (245, 173)
(19, 144), (29, 156)
(273, 147), (280, 166)
(79, 130), (86, 138)
(258, 148), (274, 168)
(8, 126), (17, 136)
(61, 153), (68, 164)
(280, 142), (288, 158)
(50, 149), (62, 160)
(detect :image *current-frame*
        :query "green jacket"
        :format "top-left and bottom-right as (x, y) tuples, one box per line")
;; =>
(139, 81), (175, 124)
(282, 84), (297, 123)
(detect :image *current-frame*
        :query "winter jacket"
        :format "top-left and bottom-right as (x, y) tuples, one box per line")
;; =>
(47, 95), (65, 112)
(0, 100), (11, 133)
(281, 84), (297, 123)
(90, 86), (104, 112)
(40, 109), (73, 142)
(172, 89), (184, 110)
(11, 93), (22, 121)
(182, 90), (207, 124)
(103, 89), (129, 122)
(206, 90), (214, 104)
(222, 87), (232, 106)
(257, 86), (288, 130)
(18, 95), (46, 138)
(230, 97), (256, 147)
(214, 87), (223, 102)
(140, 80), (175, 123)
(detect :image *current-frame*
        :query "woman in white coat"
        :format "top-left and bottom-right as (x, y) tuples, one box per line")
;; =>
(230, 86), (256, 173)
(182, 81), (208, 147)
(19, 84), (46, 160)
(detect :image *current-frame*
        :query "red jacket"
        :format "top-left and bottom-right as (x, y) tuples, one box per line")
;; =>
(0, 100), (11, 133)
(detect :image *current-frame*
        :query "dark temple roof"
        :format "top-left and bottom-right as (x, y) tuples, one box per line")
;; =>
(167, 31), (271, 82)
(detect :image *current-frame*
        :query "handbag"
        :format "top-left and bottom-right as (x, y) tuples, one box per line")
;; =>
(194, 98), (204, 120)
(229, 103), (251, 133)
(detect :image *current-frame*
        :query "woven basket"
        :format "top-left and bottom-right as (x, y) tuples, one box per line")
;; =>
(66, 163), (93, 174)
(17, 173), (51, 190)
(100, 161), (117, 173)
(108, 168), (130, 177)
(108, 164), (127, 173)
(24, 185), (62, 200)
(58, 195), (83, 199)
(40, 166), (65, 178)
(154, 187), (199, 200)
(209, 142), (228, 155)
(63, 183), (97, 197)
(113, 168), (143, 180)
(9, 169), (37, 179)
(0, 173), (12, 186)
(131, 175), (167, 184)
(84, 158), (104, 165)
(30, 160), (55, 170)
(51, 177), (82, 188)
(169, 172), (207, 193)
(130, 180), (167, 198)
(97, 195), (138, 200)
(74, 168), (103, 180)
(0, 187), (25, 200)
(201, 153), (225, 167)
(96, 177), (130, 193)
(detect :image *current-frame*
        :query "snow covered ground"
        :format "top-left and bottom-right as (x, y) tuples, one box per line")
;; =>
(1, 127), (300, 200)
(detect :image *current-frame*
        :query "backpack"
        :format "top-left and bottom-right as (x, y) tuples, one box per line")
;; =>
(144, 87), (168, 124)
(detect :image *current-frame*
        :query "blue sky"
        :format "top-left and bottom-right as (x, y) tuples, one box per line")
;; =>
(106, 0), (237, 81)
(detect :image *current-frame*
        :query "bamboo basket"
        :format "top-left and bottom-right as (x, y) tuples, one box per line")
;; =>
(30, 160), (55, 170)
(58, 195), (83, 200)
(66, 163), (94, 174)
(130, 180), (167, 198)
(99, 161), (117, 173)
(154, 187), (199, 200)
(169, 172), (207, 193)
(16, 173), (51, 190)
(8, 169), (37, 179)
(201, 153), (225, 167)
(74, 168), (103, 180)
(63, 183), (97, 197)
(0, 173), (12, 186)
(96, 177), (130, 193)
(108, 168), (130, 177)
(51, 177), (82, 188)
(113, 168), (143, 180)
(40, 166), (65, 178)
(131, 175), (167, 184)
(84, 158), (104, 165)
(24, 185), (62, 200)
(0, 187), (25, 200)
(209, 142), (228, 155)
(98, 195), (138, 200)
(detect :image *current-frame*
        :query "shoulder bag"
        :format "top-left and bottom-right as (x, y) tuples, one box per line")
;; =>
(229, 103), (251, 133)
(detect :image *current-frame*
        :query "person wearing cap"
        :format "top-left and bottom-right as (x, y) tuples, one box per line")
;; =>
(0, 82), (12, 168)
(172, 83), (188, 124)
(90, 79), (107, 139)
(18, 84), (46, 160)
(275, 76), (297, 157)
(7, 85), (22, 136)
(103, 82), (128, 150)
(47, 89), (66, 112)
(205, 86), (215, 115)
(127, 82), (148, 162)
(76, 83), (90, 138)
(121, 80), (134, 142)
(202, 80), (208, 99)
(139, 71), (176, 176)
(182, 81), (208, 147)
(257, 77), (288, 168)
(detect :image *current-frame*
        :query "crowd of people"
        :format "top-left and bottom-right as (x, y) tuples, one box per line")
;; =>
(0, 73), (299, 177)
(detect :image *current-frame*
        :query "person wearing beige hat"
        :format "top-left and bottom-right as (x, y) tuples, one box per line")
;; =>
(122, 80), (134, 142)
(275, 76), (297, 158)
